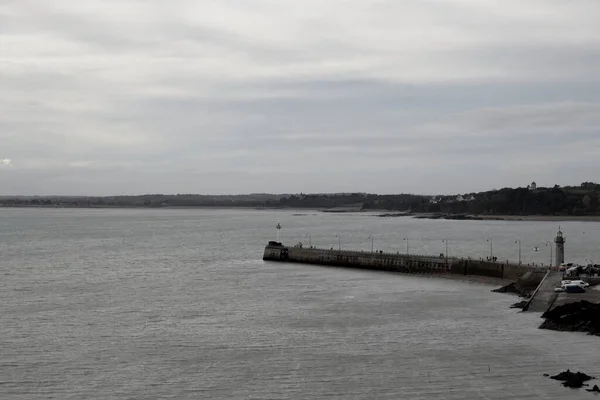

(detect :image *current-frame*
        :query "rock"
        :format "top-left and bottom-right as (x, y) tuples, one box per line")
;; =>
(586, 385), (600, 393)
(492, 282), (531, 298)
(540, 301), (600, 336)
(550, 369), (595, 381)
(493, 282), (517, 293)
(562, 379), (586, 389)
(510, 300), (528, 309)
(550, 370), (596, 389)
(543, 374), (550, 377)
(377, 213), (412, 218)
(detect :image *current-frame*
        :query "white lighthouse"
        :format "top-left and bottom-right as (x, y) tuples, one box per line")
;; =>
(554, 227), (565, 267)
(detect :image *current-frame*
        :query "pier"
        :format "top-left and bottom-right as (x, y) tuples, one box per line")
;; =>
(522, 227), (600, 312)
(525, 271), (600, 312)
(523, 270), (563, 312)
(263, 241), (540, 281)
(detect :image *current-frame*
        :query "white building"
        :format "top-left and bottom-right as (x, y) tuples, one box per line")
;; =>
(455, 194), (475, 202)
(528, 181), (537, 190)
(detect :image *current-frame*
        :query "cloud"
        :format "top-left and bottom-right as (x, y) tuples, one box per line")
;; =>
(0, 0), (599, 195)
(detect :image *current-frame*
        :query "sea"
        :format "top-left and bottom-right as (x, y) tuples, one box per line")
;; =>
(1, 208), (600, 399)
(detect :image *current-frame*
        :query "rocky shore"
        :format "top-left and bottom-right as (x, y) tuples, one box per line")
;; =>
(539, 301), (600, 336)
(403, 212), (600, 222)
(413, 213), (501, 221)
(492, 281), (534, 298)
(546, 370), (597, 389)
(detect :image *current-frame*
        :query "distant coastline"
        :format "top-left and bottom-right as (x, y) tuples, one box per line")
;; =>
(1, 183), (599, 219)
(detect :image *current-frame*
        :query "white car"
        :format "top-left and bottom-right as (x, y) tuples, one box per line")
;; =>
(559, 263), (575, 271)
(561, 280), (590, 288)
(555, 283), (588, 293)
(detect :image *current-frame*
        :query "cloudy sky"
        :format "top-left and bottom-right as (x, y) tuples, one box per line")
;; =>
(1, 0), (599, 195)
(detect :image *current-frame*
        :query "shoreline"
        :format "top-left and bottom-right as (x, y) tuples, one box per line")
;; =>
(375, 212), (600, 222)
(439, 214), (600, 222)
(477, 214), (600, 222)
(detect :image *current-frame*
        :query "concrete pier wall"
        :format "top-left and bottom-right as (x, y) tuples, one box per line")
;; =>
(263, 243), (535, 280)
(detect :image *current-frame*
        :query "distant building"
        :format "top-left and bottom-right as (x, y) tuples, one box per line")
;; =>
(455, 194), (475, 202)
(528, 181), (537, 190)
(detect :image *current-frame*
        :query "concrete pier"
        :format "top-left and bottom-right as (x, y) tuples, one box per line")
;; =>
(525, 271), (600, 312)
(523, 271), (562, 312)
(263, 242), (537, 281)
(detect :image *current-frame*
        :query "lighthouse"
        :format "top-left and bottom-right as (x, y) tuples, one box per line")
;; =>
(554, 227), (565, 267)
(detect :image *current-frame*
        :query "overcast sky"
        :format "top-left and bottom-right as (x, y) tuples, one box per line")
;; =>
(1, 0), (599, 195)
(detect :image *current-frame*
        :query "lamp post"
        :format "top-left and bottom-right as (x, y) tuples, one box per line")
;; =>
(305, 233), (311, 247)
(368, 236), (374, 252)
(335, 234), (341, 251)
(545, 241), (553, 268)
(442, 239), (449, 264)
(487, 237), (493, 260)
(515, 239), (521, 264)
(403, 237), (409, 254)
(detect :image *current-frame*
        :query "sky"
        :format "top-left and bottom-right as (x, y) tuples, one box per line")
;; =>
(1, 0), (599, 196)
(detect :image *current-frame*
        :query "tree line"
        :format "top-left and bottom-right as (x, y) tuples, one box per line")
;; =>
(1, 183), (599, 216)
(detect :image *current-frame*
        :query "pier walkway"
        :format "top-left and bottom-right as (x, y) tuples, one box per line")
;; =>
(525, 271), (563, 312)
(263, 242), (536, 282)
(525, 271), (600, 312)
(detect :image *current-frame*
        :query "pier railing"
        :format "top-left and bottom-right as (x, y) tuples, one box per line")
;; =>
(289, 245), (547, 269)
(299, 246), (448, 260)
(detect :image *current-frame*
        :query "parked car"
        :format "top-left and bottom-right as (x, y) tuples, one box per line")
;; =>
(559, 262), (575, 271)
(563, 284), (586, 293)
(561, 280), (590, 288)
(555, 282), (588, 293)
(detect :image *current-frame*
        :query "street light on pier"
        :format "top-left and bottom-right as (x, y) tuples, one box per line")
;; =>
(486, 237), (493, 260)
(305, 233), (311, 247)
(545, 241), (553, 268)
(403, 237), (409, 254)
(515, 239), (521, 264)
(335, 234), (341, 251)
(442, 239), (449, 263)
(368, 236), (374, 252)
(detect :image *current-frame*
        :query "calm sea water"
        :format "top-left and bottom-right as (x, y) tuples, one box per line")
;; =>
(1, 208), (600, 399)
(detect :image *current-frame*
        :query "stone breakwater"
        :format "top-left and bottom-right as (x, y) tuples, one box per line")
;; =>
(263, 242), (541, 282)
